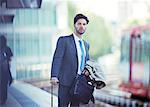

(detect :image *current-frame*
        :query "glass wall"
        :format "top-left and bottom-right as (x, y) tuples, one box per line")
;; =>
(2, 1), (57, 80)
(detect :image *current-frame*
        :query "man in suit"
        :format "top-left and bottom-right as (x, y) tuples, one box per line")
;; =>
(50, 13), (90, 107)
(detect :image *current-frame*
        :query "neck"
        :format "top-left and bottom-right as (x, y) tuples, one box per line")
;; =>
(74, 31), (82, 39)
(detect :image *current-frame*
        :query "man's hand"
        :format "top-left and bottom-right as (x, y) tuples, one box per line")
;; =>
(50, 77), (59, 85)
(9, 78), (14, 86)
(83, 69), (90, 76)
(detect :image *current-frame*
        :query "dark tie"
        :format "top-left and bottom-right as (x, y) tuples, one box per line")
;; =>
(79, 40), (85, 71)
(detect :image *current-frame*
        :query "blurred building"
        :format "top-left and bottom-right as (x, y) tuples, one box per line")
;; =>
(0, 0), (68, 80)
(118, 0), (150, 25)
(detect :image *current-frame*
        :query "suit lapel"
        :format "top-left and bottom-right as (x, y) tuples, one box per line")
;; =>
(70, 34), (89, 60)
(69, 34), (89, 67)
(69, 34), (78, 69)
(83, 40), (89, 61)
(83, 41), (88, 54)
(70, 34), (78, 58)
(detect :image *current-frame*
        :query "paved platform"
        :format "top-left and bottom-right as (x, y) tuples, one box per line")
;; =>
(0, 81), (58, 107)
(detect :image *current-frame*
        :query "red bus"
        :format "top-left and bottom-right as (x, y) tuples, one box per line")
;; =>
(119, 24), (150, 100)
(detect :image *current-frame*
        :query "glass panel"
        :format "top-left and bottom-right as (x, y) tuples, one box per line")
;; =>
(11, 2), (56, 80)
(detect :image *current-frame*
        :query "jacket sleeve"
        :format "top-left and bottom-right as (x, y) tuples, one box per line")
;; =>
(88, 43), (90, 60)
(51, 37), (66, 78)
(86, 42), (90, 61)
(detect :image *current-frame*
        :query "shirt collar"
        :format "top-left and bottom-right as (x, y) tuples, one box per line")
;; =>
(73, 33), (82, 42)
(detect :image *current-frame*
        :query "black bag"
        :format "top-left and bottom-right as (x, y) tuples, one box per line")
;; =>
(70, 75), (95, 104)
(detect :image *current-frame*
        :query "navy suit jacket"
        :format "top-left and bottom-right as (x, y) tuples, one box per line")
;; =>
(51, 34), (90, 86)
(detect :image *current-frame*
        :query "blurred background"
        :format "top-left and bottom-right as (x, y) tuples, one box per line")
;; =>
(0, 0), (150, 107)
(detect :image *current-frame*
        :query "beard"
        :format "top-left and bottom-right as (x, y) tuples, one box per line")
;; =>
(75, 28), (86, 35)
(77, 30), (85, 35)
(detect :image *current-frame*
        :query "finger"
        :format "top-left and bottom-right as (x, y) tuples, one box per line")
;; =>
(50, 81), (58, 85)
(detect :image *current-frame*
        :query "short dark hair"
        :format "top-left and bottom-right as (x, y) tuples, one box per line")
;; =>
(74, 13), (89, 24)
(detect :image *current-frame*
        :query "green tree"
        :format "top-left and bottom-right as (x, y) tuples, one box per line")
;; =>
(84, 13), (112, 59)
(67, 1), (76, 31)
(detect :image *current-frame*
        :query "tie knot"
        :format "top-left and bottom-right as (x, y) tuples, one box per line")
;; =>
(79, 40), (84, 51)
(79, 40), (83, 45)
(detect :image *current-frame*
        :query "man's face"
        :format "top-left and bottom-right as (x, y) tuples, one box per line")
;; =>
(74, 18), (87, 36)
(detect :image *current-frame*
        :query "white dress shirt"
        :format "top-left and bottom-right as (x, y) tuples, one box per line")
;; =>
(73, 33), (86, 75)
